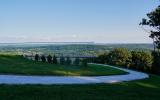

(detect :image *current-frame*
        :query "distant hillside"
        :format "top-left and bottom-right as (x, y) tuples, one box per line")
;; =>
(0, 43), (154, 56)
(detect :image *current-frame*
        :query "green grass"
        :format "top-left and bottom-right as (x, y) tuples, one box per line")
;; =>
(0, 55), (126, 76)
(0, 75), (159, 100)
(0, 55), (159, 100)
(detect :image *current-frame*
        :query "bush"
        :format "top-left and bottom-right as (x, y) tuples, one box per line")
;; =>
(86, 57), (97, 63)
(81, 59), (88, 67)
(74, 57), (80, 66)
(96, 52), (109, 64)
(131, 51), (153, 72)
(66, 57), (71, 65)
(47, 55), (52, 63)
(35, 54), (39, 61)
(52, 55), (58, 64)
(60, 56), (65, 65)
(108, 48), (132, 67)
(41, 55), (46, 62)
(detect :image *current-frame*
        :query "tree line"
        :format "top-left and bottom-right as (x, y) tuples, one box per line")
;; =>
(33, 47), (160, 74)
(88, 48), (160, 75)
(34, 54), (88, 67)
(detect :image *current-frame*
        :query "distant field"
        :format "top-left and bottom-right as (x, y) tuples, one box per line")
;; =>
(0, 43), (153, 56)
(0, 55), (126, 76)
(0, 75), (160, 100)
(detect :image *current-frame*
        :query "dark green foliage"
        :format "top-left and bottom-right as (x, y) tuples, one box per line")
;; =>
(86, 57), (97, 63)
(47, 55), (52, 63)
(96, 52), (109, 64)
(35, 54), (39, 61)
(93, 48), (154, 73)
(140, 5), (160, 50)
(152, 51), (160, 74)
(60, 56), (65, 65)
(65, 57), (71, 65)
(52, 55), (58, 64)
(41, 55), (46, 62)
(131, 51), (153, 72)
(81, 59), (88, 67)
(74, 57), (80, 66)
(108, 48), (132, 67)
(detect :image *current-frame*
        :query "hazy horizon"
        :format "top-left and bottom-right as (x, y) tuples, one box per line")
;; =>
(0, 0), (159, 43)
(0, 42), (153, 45)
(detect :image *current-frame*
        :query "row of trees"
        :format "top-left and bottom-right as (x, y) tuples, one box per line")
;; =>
(89, 48), (158, 74)
(34, 54), (88, 67)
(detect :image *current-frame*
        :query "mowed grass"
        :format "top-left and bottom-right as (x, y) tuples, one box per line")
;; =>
(0, 55), (126, 76)
(0, 75), (159, 100)
(0, 55), (159, 100)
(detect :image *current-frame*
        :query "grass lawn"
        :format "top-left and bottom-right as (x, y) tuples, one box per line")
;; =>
(0, 55), (160, 100)
(0, 75), (159, 100)
(0, 55), (126, 76)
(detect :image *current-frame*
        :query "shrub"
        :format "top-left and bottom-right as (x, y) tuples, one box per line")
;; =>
(81, 59), (88, 67)
(108, 48), (132, 67)
(74, 57), (80, 66)
(86, 57), (97, 63)
(41, 55), (46, 62)
(97, 52), (109, 64)
(52, 55), (58, 64)
(47, 55), (52, 63)
(66, 57), (71, 65)
(60, 56), (65, 65)
(35, 54), (39, 61)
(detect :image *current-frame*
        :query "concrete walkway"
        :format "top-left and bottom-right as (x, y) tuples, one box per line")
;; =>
(0, 64), (149, 85)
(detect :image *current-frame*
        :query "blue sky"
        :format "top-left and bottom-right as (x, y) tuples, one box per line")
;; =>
(0, 0), (159, 43)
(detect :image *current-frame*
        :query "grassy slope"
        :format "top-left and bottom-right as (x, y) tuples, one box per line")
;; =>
(0, 55), (126, 76)
(0, 55), (159, 100)
(0, 75), (159, 100)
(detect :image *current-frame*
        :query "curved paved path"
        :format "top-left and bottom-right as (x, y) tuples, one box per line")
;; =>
(0, 64), (149, 85)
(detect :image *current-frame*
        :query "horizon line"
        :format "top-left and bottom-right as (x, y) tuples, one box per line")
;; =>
(0, 42), (153, 44)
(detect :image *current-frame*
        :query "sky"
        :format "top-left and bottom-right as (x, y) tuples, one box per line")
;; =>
(0, 0), (159, 43)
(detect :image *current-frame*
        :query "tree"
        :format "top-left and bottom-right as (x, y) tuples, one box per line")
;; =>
(140, 5), (160, 51)
(47, 55), (52, 63)
(96, 52), (109, 64)
(131, 51), (142, 70)
(60, 56), (65, 65)
(140, 4), (160, 74)
(131, 51), (153, 72)
(35, 54), (39, 61)
(152, 51), (160, 74)
(74, 57), (80, 66)
(108, 48), (132, 67)
(41, 55), (46, 62)
(52, 55), (58, 64)
(66, 57), (72, 65)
